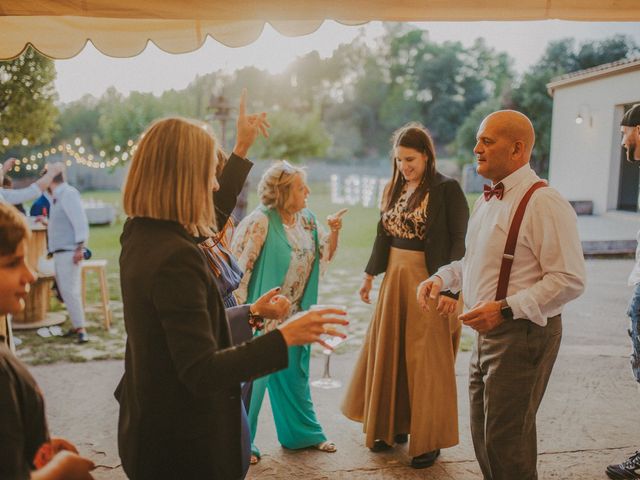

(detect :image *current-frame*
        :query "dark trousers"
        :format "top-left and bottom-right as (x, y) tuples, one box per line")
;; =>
(469, 315), (562, 480)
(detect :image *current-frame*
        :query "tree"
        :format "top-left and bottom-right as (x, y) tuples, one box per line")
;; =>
(0, 47), (58, 152)
(95, 89), (163, 154)
(54, 94), (101, 147)
(250, 109), (330, 162)
(453, 97), (503, 162)
(512, 35), (639, 174)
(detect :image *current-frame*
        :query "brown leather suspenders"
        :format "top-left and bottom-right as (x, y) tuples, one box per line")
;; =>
(495, 181), (547, 301)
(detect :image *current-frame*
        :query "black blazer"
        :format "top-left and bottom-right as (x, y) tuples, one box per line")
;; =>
(365, 171), (469, 297)
(116, 217), (288, 480)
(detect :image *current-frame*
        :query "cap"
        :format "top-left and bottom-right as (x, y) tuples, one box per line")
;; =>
(621, 104), (640, 127)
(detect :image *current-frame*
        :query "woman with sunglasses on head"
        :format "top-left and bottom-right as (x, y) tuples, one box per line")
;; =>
(200, 146), (292, 475)
(0, 203), (95, 480)
(232, 160), (348, 464)
(342, 122), (469, 469)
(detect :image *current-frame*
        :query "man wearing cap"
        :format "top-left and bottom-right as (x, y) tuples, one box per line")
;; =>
(607, 103), (640, 480)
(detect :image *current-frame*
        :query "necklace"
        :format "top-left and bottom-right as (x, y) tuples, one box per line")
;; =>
(279, 210), (296, 227)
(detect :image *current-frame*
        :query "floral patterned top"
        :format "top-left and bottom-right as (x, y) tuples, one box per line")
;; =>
(231, 208), (333, 317)
(381, 189), (429, 240)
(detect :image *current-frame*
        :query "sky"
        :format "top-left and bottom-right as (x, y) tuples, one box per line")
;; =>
(54, 20), (640, 104)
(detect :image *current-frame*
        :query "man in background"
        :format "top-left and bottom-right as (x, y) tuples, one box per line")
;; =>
(47, 170), (90, 343)
(607, 103), (640, 480)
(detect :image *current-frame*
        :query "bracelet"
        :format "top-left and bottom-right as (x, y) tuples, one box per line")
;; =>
(248, 308), (265, 331)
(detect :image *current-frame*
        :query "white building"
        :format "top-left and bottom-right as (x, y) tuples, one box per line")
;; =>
(547, 58), (640, 214)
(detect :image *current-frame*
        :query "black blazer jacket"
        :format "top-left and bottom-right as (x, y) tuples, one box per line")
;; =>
(365, 171), (469, 297)
(116, 217), (288, 480)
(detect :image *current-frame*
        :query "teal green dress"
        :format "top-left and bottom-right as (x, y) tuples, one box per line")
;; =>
(242, 206), (326, 457)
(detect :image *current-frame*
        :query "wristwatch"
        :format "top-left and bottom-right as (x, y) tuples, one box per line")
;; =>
(500, 299), (514, 321)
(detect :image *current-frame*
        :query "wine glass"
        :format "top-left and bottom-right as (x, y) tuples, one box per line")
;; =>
(310, 304), (347, 389)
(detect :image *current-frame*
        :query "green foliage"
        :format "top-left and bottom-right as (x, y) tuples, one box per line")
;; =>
(373, 28), (515, 150)
(0, 47), (59, 152)
(512, 34), (639, 174)
(55, 95), (100, 147)
(95, 89), (163, 153)
(453, 97), (504, 163)
(50, 30), (639, 171)
(251, 109), (331, 162)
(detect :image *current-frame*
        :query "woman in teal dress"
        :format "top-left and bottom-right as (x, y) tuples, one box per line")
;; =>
(232, 160), (347, 464)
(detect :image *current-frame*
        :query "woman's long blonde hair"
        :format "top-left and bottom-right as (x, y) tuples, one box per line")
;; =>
(123, 117), (218, 237)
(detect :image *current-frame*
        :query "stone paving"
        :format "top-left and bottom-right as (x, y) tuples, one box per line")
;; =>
(578, 211), (639, 254)
(30, 258), (640, 479)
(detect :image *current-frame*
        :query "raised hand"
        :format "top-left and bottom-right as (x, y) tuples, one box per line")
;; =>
(2, 157), (17, 173)
(233, 89), (270, 158)
(327, 208), (348, 233)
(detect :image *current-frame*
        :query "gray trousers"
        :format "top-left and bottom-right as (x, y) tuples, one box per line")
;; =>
(54, 251), (86, 330)
(469, 315), (562, 480)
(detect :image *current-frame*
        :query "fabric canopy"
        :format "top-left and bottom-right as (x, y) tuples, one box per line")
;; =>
(1, 0), (640, 59)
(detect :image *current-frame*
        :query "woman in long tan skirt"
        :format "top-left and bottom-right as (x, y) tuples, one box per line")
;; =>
(342, 122), (469, 469)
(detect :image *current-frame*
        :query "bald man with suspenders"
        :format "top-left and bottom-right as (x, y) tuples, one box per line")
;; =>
(418, 110), (586, 480)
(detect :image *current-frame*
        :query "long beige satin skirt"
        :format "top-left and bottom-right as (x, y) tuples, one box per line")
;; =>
(342, 247), (462, 456)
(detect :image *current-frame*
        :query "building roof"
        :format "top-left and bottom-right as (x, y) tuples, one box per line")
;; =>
(547, 57), (640, 96)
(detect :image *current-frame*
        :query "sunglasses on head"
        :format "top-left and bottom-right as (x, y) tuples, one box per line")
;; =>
(278, 160), (296, 181)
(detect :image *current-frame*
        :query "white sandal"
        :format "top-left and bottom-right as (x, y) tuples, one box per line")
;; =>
(315, 441), (337, 453)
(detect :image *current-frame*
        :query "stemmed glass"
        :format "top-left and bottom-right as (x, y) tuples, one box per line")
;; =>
(310, 304), (347, 389)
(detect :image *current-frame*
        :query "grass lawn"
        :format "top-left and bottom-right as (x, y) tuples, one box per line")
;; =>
(16, 185), (476, 364)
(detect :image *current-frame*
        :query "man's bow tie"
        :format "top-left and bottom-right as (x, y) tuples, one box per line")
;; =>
(483, 182), (505, 201)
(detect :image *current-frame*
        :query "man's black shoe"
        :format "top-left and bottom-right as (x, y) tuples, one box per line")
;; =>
(62, 328), (78, 338)
(369, 440), (392, 452)
(607, 451), (640, 479)
(394, 433), (408, 444)
(411, 449), (440, 469)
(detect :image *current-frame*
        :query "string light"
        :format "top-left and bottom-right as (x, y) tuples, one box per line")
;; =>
(9, 136), (139, 172)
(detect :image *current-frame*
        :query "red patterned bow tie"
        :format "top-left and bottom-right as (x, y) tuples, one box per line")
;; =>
(483, 182), (505, 201)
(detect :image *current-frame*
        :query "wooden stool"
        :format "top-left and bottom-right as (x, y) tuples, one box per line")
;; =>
(81, 259), (112, 330)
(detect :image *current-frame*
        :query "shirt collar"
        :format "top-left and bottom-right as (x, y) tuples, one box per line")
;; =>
(495, 163), (534, 194)
(51, 182), (69, 199)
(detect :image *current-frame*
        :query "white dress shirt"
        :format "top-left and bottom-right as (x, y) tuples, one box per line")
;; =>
(0, 183), (41, 205)
(436, 163), (586, 326)
(48, 183), (89, 252)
